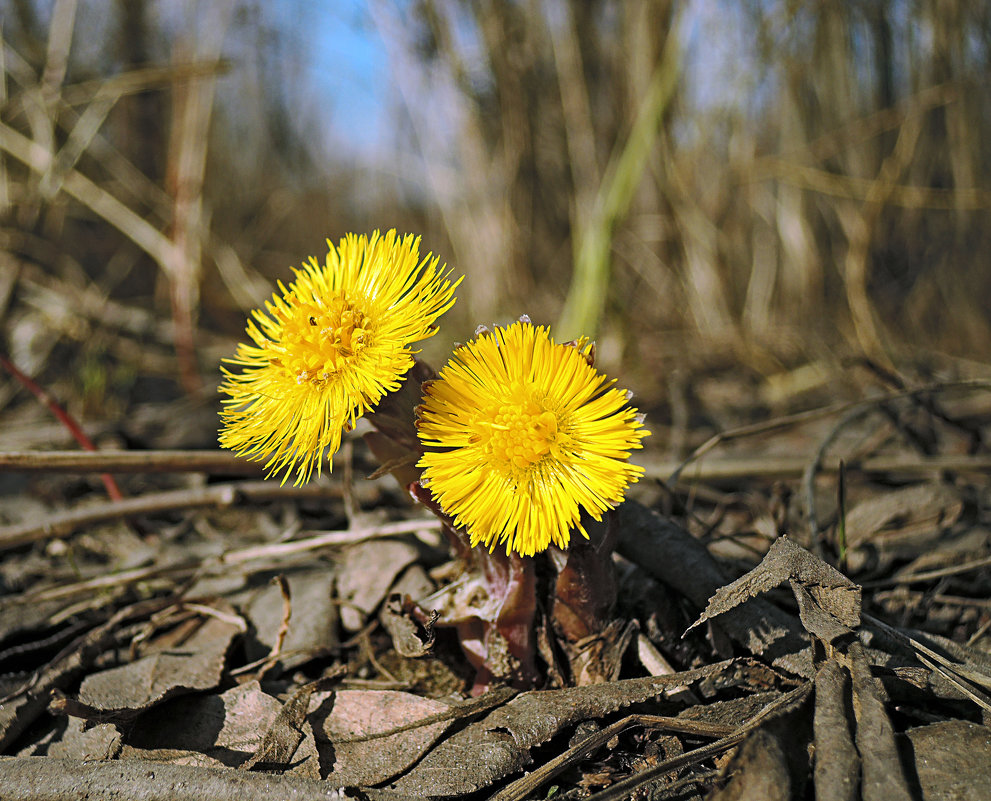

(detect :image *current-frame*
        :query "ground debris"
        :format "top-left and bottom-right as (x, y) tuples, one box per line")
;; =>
(0, 756), (357, 800)
(310, 688), (456, 786)
(2, 368), (991, 800)
(389, 662), (737, 796)
(74, 604), (241, 714)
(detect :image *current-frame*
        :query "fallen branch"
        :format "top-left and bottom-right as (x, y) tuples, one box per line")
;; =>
(6, 450), (991, 482)
(0, 756), (365, 801)
(490, 713), (735, 801)
(581, 682), (813, 801)
(0, 449), (264, 474)
(0, 480), (341, 550)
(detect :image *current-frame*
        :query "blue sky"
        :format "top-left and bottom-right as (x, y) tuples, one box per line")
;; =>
(275, 0), (391, 158)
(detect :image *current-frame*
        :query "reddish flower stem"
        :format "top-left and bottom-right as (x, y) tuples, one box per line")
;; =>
(0, 353), (123, 502)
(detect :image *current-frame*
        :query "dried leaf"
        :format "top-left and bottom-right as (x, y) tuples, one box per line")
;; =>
(845, 483), (964, 571)
(77, 611), (240, 713)
(848, 642), (913, 801)
(127, 681), (279, 763)
(122, 679), (324, 779)
(707, 720), (808, 801)
(687, 537), (860, 636)
(901, 720), (991, 801)
(845, 483), (963, 548)
(241, 676), (335, 772)
(336, 540), (419, 631)
(381, 593), (437, 658)
(812, 660), (859, 801)
(389, 663), (733, 796)
(47, 720), (121, 762)
(243, 569), (338, 672)
(309, 689), (454, 786)
(616, 502), (814, 678)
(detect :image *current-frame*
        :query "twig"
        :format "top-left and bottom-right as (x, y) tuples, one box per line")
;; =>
(10, 517), (443, 604)
(0, 119), (179, 277)
(217, 518), (443, 565)
(255, 575), (291, 681)
(855, 356), (987, 451)
(801, 406), (875, 548)
(0, 449), (265, 474)
(647, 453), (991, 483)
(862, 614), (991, 713)
(0, 353), (122, 501)
(489, 713), (735, 801)
(0, 595), (185, 750)
(752, 156), (991, 210)
(867, 554), (991, 587)
(0, 480), (342, 550)
(581, 682), (813, 801)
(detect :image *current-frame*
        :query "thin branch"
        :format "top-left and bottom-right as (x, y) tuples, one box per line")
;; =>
(13, 517), (444, 604)
(0, 480), (342, 551)
(0, 119), (177, 270)
(582, 683), (813, 801)
(753, 157), (991, 210)
(648, 453), (991, 484)
(0, 450), (264, 474)
(0, 757), (356, 801)
(490, 713), (734, 801)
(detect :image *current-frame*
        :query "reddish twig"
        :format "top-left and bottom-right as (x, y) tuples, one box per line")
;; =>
(0, 352), (123, 501)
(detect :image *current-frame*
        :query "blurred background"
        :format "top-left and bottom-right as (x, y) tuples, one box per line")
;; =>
(2, 0), (990, 457)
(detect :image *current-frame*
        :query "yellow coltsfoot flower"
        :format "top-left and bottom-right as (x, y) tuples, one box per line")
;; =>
(220, 230), (460, 484)
(416, 319), (649, 556)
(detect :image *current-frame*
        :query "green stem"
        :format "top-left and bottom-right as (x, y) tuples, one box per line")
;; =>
(557, 18), (681, 341)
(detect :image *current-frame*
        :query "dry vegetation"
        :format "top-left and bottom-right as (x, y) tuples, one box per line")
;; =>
(1, 1), (991, 799)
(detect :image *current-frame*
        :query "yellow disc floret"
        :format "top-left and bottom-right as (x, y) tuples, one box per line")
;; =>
(416, 320), (649, 556)
(220, 230), (460, 484)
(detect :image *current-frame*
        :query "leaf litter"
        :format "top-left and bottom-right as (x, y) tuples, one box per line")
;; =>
(2, 367), (991, 799)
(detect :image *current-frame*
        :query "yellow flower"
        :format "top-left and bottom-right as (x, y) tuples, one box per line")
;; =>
(416, 320), (649, 556)
(220, 230), (460, 484)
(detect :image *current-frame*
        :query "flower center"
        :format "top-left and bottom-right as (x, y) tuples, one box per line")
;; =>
(270, 293), (372, 385)
(475, 397), (563, 471)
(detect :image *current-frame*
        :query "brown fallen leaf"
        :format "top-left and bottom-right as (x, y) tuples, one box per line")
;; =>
(76, 608), (241, 713)
(308, 689), (454, 786)
(0, 596), (180, 751)
(46, 720), (121, 762)
(336, 540), (419, 631)
(380, 593), (437, 658)
(707, 704), (812, 801)
(812, 659), (858, 801)
(844, 482), (964, 572)
(845, 641), (913, 801)
(242, 568), (339, 673)
(125, 682), (272, 761)
(240, 675), (338, 774)
(615, 502), (814, 678)
(900, 719), (991, 801)
(389, 662), (736, 796)
(686, 536), (860, 637)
